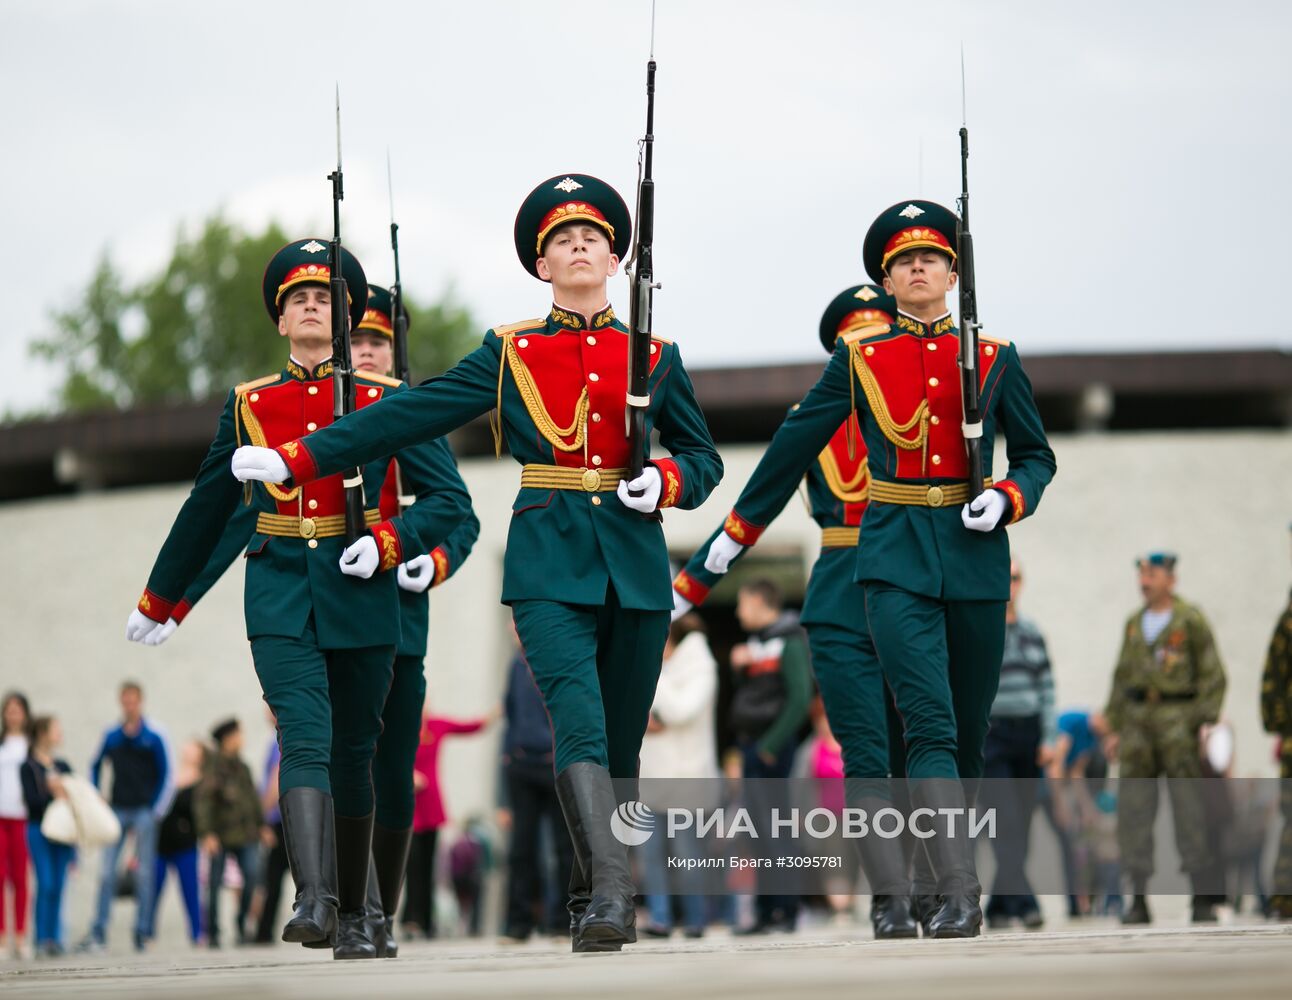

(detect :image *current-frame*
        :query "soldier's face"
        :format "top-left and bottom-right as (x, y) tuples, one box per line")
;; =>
(883, 251), (956, 312)
(536, 224), (619, 290)
(278, 285), (333, 347)
(1138, 564), (1174, 603)
(352, 333), (393, 377)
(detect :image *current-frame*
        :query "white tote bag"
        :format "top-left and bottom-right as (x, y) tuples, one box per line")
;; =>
(39, 797), (79, 845)
(63, 775), (122, 847)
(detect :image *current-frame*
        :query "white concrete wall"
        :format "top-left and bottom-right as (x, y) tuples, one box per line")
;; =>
(2, 430), (1289, 938)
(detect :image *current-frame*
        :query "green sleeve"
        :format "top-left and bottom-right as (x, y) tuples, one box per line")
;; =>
(757, 636), (814, 757)
(1260, 606), (1292, 735)
(990, 345), (1057, 524)
(674, 525), (732, 606)
(433, 507), (481, 584)
(732, 342), (852, 531)
(648, 342), (723, 510)
(1189, 608), (1227, 725)
(284, 337), (501, 484)
(175, 502), (258, 620)
(382, 424), (474, 564)
(142, 391), (245, 619)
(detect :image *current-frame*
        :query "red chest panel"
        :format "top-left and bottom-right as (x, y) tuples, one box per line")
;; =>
(860, 335), (1000, 479)
(512, 328), (663, 469)
(379, 460), (401, 520)
(818, 415), (870, 526)
(242, 377), (387, 515)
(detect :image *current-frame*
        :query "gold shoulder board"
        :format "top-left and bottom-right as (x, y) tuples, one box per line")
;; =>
(234, 372), (279, 395)
(492, 318), (544, 337)
(841, 322), (891, 345)
(357, 371), (403, 388)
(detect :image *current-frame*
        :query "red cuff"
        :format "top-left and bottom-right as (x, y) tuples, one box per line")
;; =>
(651, 459), (684, 509)
(275, 438), (319, 484)
(672, 570), (711, 605)
(372, 521), (404, 572)
(171, 598), (193, 624)
(430, 547), (451, 588)
(995, 480), (1026, 524)
(723, 509), (766, 545)
(137, 588), (176, 624)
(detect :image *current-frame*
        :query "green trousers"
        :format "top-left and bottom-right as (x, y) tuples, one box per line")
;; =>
(510, 586), (669, 776)
(251, 617), (394, 817)
(808, 623), (893, 780)
(863, 584), (1006, 781)
(1272, 745), (1292, 913)
(372, 653), (427, 830)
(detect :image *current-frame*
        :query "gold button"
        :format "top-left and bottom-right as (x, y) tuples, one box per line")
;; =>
(985, 345), (995, 356)
(929, 377), (939, 387)
(591, 496), (602, 506)
(586, 336), (596, 346)
(865, 346), (875, 356)
(518, 338), (528, 348)
(249, 392), (260, 402)
(930, 415), (940, 425)
(650, 344), (658, 355)
(308, 499), (318, 510)
(588, 373), (599, 382)
(307, 538), (319, 549)
(308, 386), (319, 395)
(592, 412), (601, 422)
(367, 388), (378, 398)
(592, 455), (602, 466)
(306, 422), (317, 432)
(927, 342), (937, 351)
(931, 455), (942, 465)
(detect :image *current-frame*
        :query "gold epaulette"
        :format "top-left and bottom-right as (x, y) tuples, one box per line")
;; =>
(357, 370), (402, 388)
(652, 335), (673, 346)
(234, 372), (280, 395)
(841, 322), (891, 345)
(982, 333), (1012, 348)
(492, 318), (544, 337)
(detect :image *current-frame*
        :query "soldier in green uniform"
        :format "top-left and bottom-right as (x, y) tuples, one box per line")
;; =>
(673, 283), (918, 939)
(232, 175), (723, 952)
(699, 201), (1055, 937)
(125, 240), (474, 957)
(1261, 526), (1292, 920)
(1103, 552), (1227, 924)
(350, 286), (481, 956)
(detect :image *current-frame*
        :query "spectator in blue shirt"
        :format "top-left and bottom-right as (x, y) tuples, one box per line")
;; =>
(79, 681), (169, 952)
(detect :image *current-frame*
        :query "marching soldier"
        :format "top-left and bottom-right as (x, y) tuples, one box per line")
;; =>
(124, 240), (474, 957)
(232, 175), (723, 952)
(1260, 525), (1292, 920)
(673, 283), (918, 939)
(1104, 552), (1228, 924)
(350, 287), (481, 956)
(700, 201), (1056, 937)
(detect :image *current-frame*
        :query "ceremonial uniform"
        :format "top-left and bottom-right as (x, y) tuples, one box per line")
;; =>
(132, 240), (473, 951)
(243, 175), (722, 951)
(1260, 565), (1292, 918)
(1105, 591), (1226, 884)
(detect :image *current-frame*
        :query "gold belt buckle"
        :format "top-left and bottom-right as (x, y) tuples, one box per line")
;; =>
(926, 485), (945, 508)
(299, 517), (316, 539)
(581, 468), (601, 492)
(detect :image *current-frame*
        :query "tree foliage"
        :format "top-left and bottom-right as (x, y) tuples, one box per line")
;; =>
(31, 215), (479, 412)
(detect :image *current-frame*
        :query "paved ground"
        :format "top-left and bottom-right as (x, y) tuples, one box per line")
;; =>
(3, 919), (1290, 1000)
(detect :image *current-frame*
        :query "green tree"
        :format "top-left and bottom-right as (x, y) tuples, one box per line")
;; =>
(31, 214), (478, 411)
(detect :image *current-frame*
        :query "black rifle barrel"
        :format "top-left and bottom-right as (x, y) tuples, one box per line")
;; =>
(625, 58), (657, 485)
(957, 126), (985, 506)
(328, 156), (365, 544)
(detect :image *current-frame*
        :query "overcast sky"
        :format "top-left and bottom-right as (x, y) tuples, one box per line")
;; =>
(3, 0), (1289, 413)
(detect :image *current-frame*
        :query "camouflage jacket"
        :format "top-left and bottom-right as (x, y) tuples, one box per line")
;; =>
(193, 753), (263, 848)
(1260, 590), (1292, 737)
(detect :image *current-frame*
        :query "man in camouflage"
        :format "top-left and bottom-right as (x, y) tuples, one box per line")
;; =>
(1104, 552), (1227, 924)
(1260, 526), (1292, 920)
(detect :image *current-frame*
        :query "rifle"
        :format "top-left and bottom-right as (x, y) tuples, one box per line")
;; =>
(956, 58), (985, 509)
(328, 87), (367, 544)
(388, 152), (414, 511)
(625, 3), (660, 487)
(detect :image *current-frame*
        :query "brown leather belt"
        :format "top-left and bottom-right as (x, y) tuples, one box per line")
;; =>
(520, 464), (629, 493)
(868, 478), (994, 509)
(256, 509), (380, 539)
(820, 527), (860, 548)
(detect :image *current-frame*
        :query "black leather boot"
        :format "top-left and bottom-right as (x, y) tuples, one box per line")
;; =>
(332, 813), (377, 960)
(914, 781), (982, 939)
(910, 844), (938, 937)
(363, 854), (388, 957)
(1122, 875), (1151, 925)
(556, 763), (636, 953)
(848, 783), (918, 940)
(371, 824), (413, 957)
(279, 788), (339, 947)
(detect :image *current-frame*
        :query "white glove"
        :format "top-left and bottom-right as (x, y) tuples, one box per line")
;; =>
(231, 446), (289, 484)
(961, 488), (1008, 533)
(704, 533), (745, 574)
(397, 553), (435, 593)
(339, 535), (380, 579)
(126, 609), (163, 643)
(616, 466), (662, 513)
(671, 590), (693, 622)
(142, 618), (179, 646)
